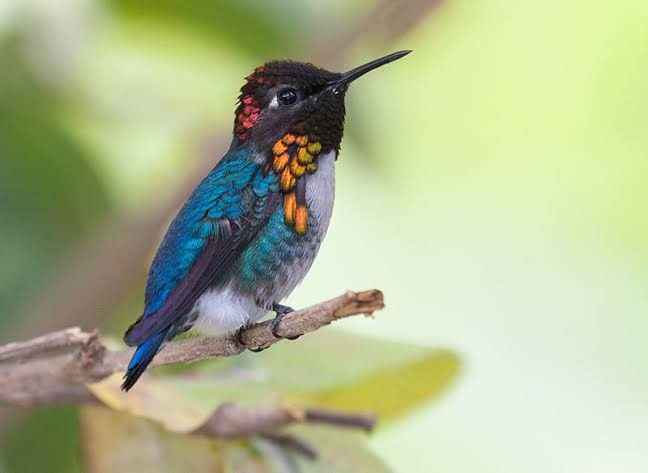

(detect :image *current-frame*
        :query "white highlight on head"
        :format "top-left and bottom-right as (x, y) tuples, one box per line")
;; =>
(269, 95), (279, 109)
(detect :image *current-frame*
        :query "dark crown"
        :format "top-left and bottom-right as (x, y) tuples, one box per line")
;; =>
(233, 60), (344, 154)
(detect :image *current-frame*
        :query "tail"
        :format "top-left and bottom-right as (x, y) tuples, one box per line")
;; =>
(121, 330), (168, 391)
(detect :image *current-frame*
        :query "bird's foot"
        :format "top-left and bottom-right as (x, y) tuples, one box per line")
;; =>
(270, 303), (301, 340)
(234, 325), (267, 353)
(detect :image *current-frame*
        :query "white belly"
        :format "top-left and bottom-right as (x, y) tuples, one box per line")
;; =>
(192, 283), (265, 336)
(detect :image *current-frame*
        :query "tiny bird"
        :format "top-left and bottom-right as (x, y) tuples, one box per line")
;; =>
(122, 50), (411, 390)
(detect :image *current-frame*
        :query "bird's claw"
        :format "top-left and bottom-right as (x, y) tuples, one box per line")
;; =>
(271, 303), (295, 338)
(234, 325), (267, 353)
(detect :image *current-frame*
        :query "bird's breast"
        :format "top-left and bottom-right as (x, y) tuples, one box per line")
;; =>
(304, 150), (336, 232)
(233, 151), (336, 301)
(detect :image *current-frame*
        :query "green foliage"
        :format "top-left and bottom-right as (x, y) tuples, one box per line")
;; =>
(285, 426), (392, 473)
(2, 407), (83, 473)
(85, 331), (459, 470)
(191, 330), (459, 423)
(110, 0), (301, 58)
(0, 45), (109, 325)
(81, 406), (392, 473)
(81, 405), (230, 472)
(90, 331), (459, 428)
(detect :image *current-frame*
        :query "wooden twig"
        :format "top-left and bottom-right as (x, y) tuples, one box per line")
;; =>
(258, 433), (320, 460)
(304, 408), (376, 432)
(192, 404), (377, 439)
(0, 289), (384, 407)
(79, 401), (376, 450)
(0, 327), (94, 362)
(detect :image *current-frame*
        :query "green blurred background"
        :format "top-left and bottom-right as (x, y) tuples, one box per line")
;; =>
(1, 0), (648, 471)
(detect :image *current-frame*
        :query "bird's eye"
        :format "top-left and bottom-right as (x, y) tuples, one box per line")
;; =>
(278, 88), (298, 106)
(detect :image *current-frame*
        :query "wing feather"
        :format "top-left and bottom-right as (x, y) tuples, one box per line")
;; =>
(123, 154), (279, 346)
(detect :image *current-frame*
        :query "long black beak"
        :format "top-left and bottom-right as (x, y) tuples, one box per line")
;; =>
(329, 50), (412, 93)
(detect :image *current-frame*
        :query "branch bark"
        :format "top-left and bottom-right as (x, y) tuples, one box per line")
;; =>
(0, 289), (384, 407)
(193, 404), (377, 439)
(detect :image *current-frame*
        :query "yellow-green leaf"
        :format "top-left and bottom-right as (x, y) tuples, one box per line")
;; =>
(295, 350), (459, 422)
(283, 426), (393, 473)
(80, 405), (227, 473)
(89, 331), (460, 432)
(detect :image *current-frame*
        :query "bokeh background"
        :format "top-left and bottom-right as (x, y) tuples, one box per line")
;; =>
(1, 0), (648, 472)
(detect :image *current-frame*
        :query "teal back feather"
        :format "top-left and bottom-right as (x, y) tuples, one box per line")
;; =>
(143, 148), (277, 316)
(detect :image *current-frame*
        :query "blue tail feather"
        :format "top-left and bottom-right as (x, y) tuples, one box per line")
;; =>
(122, 330), (167, 391)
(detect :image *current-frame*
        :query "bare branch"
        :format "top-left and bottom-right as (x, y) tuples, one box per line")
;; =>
(1, 291), (382, 443)
(259, 433), (320, 461)
(304, 408), (376, 432)
(311, 0), (444, 65)
(192, 404), (376, 439)
(0, 289), (384, 407)
(0, 327), (94, 362)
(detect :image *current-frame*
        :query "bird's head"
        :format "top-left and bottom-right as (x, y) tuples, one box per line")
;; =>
(233, 50), (412, 157)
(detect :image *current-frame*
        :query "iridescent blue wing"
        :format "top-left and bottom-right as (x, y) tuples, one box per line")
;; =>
(123, 151), (278, 346)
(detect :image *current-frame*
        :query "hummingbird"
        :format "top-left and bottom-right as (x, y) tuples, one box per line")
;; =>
(122, 50), (411, 390)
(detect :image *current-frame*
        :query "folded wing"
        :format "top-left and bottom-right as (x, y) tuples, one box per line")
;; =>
(123, 153), (279, 346)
